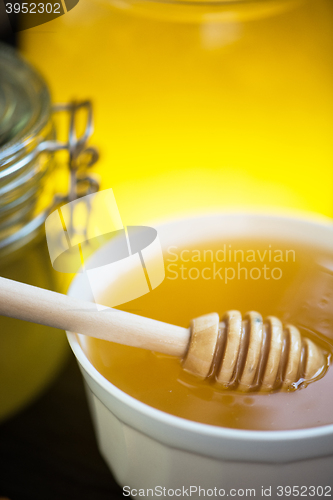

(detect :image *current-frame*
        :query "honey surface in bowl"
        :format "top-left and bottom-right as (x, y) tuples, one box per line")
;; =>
(80, 237), (333, 431)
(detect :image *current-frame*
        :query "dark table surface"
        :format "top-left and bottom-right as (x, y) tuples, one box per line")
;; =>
(0, 353), (124, 500)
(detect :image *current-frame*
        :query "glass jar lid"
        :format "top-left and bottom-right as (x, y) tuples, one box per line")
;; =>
(0, 42), (50, 156)
(0, 43), (99, 260)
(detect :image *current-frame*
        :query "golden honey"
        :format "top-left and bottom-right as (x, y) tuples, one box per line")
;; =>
(80, 236), (333, 431)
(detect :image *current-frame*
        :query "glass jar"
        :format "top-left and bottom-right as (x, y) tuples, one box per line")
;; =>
(0, 43), (99, 421)
(21, 0), (333, 223)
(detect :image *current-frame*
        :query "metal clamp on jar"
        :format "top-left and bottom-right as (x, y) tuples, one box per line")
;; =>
(0, 43), (99, 421)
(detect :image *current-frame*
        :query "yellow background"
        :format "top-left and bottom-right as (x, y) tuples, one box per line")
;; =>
(21, 0), (333, 224)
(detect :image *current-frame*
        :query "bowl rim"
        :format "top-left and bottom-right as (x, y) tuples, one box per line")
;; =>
(66, 212), (333, 446)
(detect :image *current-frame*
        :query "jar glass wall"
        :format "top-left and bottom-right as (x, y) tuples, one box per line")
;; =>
(0, 242), (69, 421)
(21, 0), (333, 223)
(0, 44), (69, 421)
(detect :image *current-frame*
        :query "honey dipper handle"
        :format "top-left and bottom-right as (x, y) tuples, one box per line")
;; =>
(0, 276), (190, 357)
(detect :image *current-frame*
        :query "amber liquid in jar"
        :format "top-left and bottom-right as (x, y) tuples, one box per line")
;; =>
(80, 237), (333, 431)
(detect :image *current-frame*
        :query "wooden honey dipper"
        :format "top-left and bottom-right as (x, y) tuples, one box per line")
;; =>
(0, 276), (329, 392)
(183, 311), (328, 391)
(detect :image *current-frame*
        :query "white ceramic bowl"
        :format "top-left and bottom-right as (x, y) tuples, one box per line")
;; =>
(67, 214), (333, 495)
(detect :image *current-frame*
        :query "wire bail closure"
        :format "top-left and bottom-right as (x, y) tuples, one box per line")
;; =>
(0, 100), (100, 255)
(49, 100), (100, 204)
